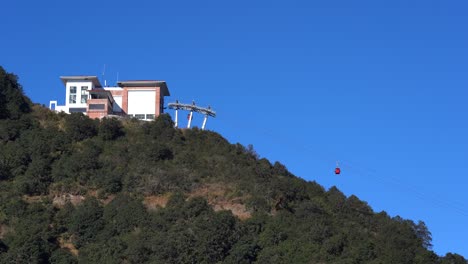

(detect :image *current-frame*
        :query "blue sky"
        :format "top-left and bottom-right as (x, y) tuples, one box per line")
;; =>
(2, 0), (467, 257)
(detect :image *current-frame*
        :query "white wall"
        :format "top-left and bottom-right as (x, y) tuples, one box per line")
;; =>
(127, 90), (156, 115)
(113, 96), (123, 112)
(55, 105), (69, 113)
(65, 81), (93, 109)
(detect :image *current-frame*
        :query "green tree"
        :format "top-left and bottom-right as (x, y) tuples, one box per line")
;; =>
(1, 203), (56, 264)
(440, 253), (468, 264)
(413, 220), (433, 249)
(49, 249), (78, 264)
(0, 66), (32, 120)
(63, 113), (98, 141)
(102, 194), (147, 235)
(67, 197), (104, 248)
(98, 117), (124, 140)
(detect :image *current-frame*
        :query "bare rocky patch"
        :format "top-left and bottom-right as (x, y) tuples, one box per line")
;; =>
(143, 194), (171, 210)
(189, 184), (252, 220)
(58, 236), (79, 256)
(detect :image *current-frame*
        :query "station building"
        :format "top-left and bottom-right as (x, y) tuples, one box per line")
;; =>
(49, 76), (170, 120)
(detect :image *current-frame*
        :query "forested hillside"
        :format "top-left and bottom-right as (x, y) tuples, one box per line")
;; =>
(0, 66), (466, 263)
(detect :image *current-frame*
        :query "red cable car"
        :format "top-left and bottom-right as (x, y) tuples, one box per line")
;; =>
(335, 167), (341, 175)
(335, 161), (341, 175)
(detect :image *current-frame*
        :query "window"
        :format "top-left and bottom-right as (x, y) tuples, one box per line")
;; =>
(69, 86), (77, 104)
(89, 104), (105, 110)
(81, 86), (88, 90)
(69, 107), (87, 113)
(81, 89), (88, 103)
(127, 114), (155, 120)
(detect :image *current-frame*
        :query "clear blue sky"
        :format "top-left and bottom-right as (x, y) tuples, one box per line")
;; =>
(2, 0), (467, 257)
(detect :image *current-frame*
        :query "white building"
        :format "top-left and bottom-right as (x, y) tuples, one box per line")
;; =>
(49, 76), (170, 120)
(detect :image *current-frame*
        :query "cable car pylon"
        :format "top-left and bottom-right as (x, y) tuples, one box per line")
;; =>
(168, 100), (216, 130)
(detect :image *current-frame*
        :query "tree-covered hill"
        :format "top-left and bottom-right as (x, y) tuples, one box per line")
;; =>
(0, 66), (466, 263)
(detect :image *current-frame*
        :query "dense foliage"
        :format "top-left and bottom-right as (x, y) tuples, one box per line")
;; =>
(0, 67), (466, 263)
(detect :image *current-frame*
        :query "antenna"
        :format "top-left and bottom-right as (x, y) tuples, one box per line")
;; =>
(102, 64), (107, 87)
(116, 71), (119, 86)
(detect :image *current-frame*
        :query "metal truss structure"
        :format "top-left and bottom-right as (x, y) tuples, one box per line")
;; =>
(168, 100), (216, 130)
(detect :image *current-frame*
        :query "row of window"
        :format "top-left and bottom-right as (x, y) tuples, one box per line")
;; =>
(69, 86), (89, 104)
(128, 114), (155, 120)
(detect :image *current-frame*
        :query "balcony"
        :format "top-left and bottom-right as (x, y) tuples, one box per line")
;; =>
(87, 98), (112, 113)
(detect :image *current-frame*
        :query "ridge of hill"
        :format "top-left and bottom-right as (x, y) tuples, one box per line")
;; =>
(0, 66), (466, 263)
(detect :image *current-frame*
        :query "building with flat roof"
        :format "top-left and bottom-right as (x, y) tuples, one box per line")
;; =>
(49, 76), (170, 120)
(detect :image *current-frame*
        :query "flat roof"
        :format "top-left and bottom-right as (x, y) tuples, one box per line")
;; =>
(117, 80), (170, 96)
(60, 76), (102, 88)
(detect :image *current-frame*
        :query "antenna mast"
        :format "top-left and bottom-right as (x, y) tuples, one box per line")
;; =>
(102, 64), (107, 87)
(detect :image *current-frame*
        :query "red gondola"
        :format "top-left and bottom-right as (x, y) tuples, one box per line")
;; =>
(335, 167), (341, 175)
(335, 161), (341, 175)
